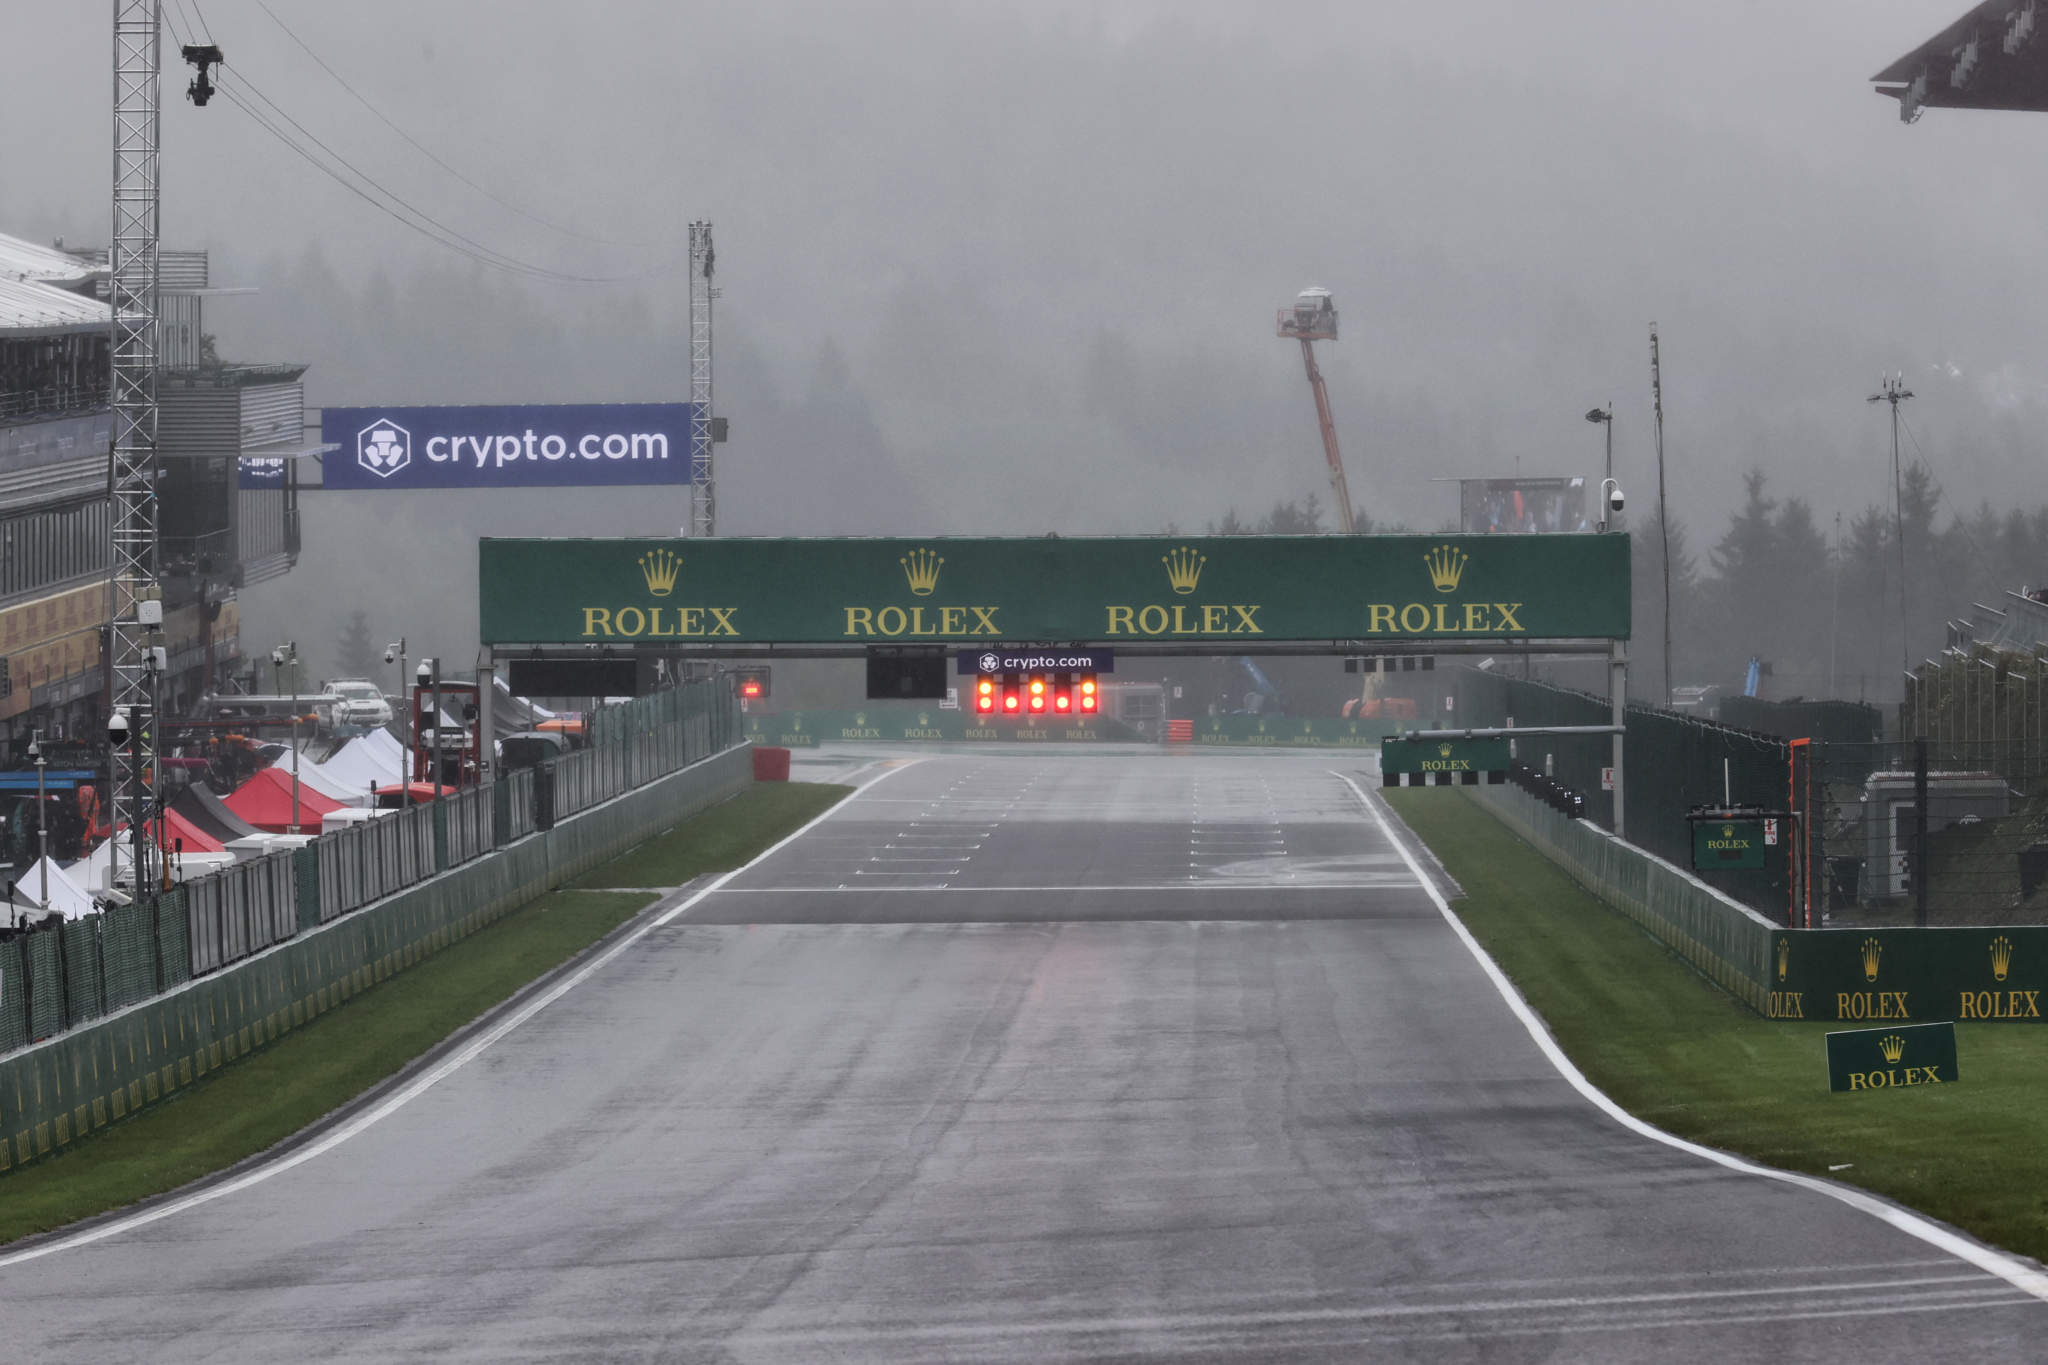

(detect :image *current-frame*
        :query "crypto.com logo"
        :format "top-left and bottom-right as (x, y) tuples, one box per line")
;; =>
(357, 420), (411, 479)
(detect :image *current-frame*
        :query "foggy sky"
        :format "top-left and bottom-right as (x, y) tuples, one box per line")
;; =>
(3, 2), (2044, 678)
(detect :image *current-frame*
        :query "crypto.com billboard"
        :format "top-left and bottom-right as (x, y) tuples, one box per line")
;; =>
(319, 403), (698, 489)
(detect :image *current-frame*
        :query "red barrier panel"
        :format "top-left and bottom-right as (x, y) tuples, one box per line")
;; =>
(1165, 719), (1194, 744)
(752, 746), (791, 782)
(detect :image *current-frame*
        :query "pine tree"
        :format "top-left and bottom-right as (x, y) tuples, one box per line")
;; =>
(334, 609), (378, 680)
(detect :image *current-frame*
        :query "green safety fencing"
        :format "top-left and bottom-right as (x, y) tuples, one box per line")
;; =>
(1468, 781), (1777, 1016)
(1185, 715), (1401, 747)
(0, 675), (749, 1173)
(0, 742), (750, 1174)
(742, 708), (1396, 748)
(743, 707), (1143, 746)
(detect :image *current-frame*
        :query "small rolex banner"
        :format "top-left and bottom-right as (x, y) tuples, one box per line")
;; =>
(1825, 1021), (1958, 1094)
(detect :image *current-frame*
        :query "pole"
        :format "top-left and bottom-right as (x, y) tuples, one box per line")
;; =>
(1913, 736), (1930, 929)
(1650, 325), (1672, 706)
(478, 647), (495, 789)
(1609, 639), (1626, 839)
(34, 732), (48, 910)
(289, 649), (301, 834)
(431, 658), (444, 800)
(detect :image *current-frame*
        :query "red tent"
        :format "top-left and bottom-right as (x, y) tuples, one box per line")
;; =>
(223, 766), (342, 834)
(160, 808), (227, 854)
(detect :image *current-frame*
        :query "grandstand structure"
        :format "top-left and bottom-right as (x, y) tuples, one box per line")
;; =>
(1874, 1), (2048, 119)
(0, 231), (311, 867)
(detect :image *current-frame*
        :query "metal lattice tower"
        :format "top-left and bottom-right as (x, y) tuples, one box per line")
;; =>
(110, 0), (164, 888)
(687, 221), (715, 537)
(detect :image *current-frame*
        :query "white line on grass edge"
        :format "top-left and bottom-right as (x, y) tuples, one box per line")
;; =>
(1333, 769), (2048, 1304)
(0, 760), (922, 1269)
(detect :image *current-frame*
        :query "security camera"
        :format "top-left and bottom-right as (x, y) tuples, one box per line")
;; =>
(383, 647), (397, 664)
(271, 646), (287, 667)
(108, 710), (130, 747)
(1602, 478), (1624, 514)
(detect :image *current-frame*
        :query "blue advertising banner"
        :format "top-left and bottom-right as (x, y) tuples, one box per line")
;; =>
(318, 403), (698, 489)
(957, 648), (1115, 675)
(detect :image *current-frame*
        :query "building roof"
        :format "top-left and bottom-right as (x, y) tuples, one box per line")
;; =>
(1874, 0), (2048, 116)
(0, 231), (98, 288)
(0, 274), (111, 337)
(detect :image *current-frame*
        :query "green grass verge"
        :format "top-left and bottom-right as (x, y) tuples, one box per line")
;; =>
(570, 781), (849, 889)
(1385, 787), (2048, 1263)
(0, 781), (853, 1246)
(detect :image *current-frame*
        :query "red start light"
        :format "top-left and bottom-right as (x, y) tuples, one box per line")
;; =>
(739, 681), (762, 698)
(1055, 694), (1071, 712)
(1004, 694), (1020, 711)
(977, 693), (994, 713)
(977, 677), (994, 694)
(1030, 694), (1045, 711)
(1080, 694), (1097, 712)
(1030, 678), (1046, 695)
(1080, 678), (1097, 695)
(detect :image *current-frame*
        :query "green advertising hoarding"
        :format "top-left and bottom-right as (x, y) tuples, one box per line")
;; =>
(1692, 816), (1770, 871)
(478, 534), (1631, 646)
(1767, 928), (2047, 1023)
(1379, 735), (1512, 775)
(1824, 1022), (1958, 1093)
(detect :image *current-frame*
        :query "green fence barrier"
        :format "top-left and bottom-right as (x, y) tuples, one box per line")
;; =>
(0, 940), (25, 1053)
(100, 901), (157, 1013)
(1187, 715), (1400, 747)
(0, 743), (753, 1174)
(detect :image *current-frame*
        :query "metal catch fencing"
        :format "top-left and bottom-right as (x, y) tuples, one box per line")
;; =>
(0, 678), (739, 1053)
(1792, 737), (2048, 929)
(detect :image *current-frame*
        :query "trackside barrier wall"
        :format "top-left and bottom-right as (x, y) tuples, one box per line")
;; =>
(0, 741), (751, 1172)
(1467, 781), (1777, 1016)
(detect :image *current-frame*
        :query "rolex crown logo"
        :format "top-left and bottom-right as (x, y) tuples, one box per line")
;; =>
(1991, 935), (2013, 983)
(1439, 742), (1453, 758)
(1424, 544), (1469, 593)
(638, 548), (681, 597)
(1162, 545), (1207, 595)
(1877, 1034), (1906, 1065)
(1776, 938), (1789, 982)
(1861, 937), (1883, 983)
(1722, 824), (1735, 839)
(900, 547), (944, 596)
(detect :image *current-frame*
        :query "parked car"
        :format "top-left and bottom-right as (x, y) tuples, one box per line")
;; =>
(324, 679), (394, 730)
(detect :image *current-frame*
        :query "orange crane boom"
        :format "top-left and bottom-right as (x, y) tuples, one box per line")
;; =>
(1277, 287), (1355, 533)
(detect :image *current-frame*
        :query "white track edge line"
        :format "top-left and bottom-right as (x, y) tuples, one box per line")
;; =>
(0, 761), (922, 1269)
(1330, 769), (2048, 1305)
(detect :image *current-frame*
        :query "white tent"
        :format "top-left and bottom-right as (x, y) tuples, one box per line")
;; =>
(277, 747), (367, 805)
(320, 730), (410, 796)
(13, 855), (98, 920)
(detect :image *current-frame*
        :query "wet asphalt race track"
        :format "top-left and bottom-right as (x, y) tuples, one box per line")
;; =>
(2, 748), (2043, 1362)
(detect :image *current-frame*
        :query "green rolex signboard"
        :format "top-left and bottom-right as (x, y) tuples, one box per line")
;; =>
(1825, 1021), (1958, 1093)
(1379, 735), (1512, 776)
(478, 534), (1631, 646)
(1692, 816), (1770, 870)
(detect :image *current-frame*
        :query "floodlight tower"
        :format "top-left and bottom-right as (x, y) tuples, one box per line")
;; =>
(1276, 288), (1355, 532)
(109, 0), (168, 891)
(687, 221), (716, 536)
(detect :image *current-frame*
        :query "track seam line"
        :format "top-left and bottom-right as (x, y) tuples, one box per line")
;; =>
(1330, 768), (2048, 1306)
(0, 760), (924, 1269)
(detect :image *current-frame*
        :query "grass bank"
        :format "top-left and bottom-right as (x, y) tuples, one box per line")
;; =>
(0, 782), (852, 1246)
(1385, 787), (2048, 1264)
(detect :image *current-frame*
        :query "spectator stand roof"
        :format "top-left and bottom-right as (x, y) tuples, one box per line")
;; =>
(1875, 1), (2048, 117)
(0, 230), (110, 338)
